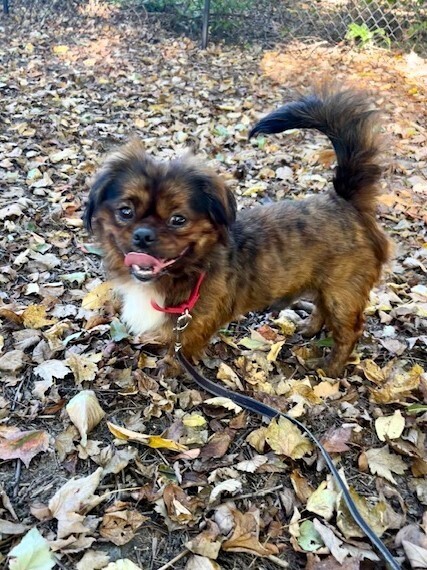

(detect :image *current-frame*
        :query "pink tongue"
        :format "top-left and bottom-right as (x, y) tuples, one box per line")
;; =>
(124, 252), (163, 269)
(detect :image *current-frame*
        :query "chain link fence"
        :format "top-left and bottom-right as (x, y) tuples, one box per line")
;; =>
(1, 0), (426, 54)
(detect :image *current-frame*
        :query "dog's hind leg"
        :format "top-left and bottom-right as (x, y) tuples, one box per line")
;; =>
(320, 286), (367, 377)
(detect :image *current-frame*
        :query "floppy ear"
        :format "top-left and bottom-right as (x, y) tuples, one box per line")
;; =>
(189, 171), (237, 230)
(84, 165), (122, 232)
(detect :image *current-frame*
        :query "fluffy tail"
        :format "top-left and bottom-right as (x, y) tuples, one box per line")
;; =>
(249, 85), (385, 216)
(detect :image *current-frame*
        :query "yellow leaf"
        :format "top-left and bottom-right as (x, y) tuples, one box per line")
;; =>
(265, 416), (313, 459)
(107, 422), (187, 452)
(267, 340), (285, 362)
(242, 183), (267, 196)
(147, 435), (187, 451)
(53, 45), (69, 54)
(246, 427), (267, 453)
(22, 305), (57, 329)
(182, 413), (207, 428)
(82, 282), (113, 310)
(66, 353), (98, 384)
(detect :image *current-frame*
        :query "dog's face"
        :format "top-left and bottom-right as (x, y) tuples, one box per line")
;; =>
(85, 141), (236, 282)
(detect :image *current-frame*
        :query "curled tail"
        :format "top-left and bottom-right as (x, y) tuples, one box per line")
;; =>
(249, 85), (391, 266)
(249, 85), (384, 216)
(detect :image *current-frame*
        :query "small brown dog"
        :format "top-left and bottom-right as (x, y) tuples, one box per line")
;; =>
(85, 85), (390, 377)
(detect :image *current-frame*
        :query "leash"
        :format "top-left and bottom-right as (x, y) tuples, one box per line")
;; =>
(171, 313), (400, 570)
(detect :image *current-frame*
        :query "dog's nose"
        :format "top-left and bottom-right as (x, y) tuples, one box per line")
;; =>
(132, 227), (156, 248)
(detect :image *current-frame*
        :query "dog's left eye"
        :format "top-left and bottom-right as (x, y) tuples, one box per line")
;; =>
(169, 214), (187, 227)
(117, 206), (134, 221)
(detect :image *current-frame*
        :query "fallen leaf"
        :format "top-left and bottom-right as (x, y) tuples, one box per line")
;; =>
(402, 540), (427, 568)
(34, 360), (71, 383)
(186, 521), (222, 559)
(222, 507), (279, 556)
(265, 416), (313, 459)
(76, 550), (110, 570)
(0, 427), (49, 467)
(204, 397), (243, 414)
(66, 353), (98, 384)
(306, 481), (337, 521)
(66, 391), (105, 446)
(82, 282), (113, 310)
(375, 410), (405, 442)
(209, 479), (242, 505)
(297, 520), (324, 552)
(48, 467), (104, 539)
(0, 350), (25, 374)
(107, 422), (187, 452)
(100, 502), (147, 545)
(22, 305), (56, 329)
(312, 519), (349, 563)
(185, 556), (221, 570)
(363, 445), (407, 483)
(8, 527), (55, 570)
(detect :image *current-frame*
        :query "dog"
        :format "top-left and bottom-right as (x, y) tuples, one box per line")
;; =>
(84, 85), (390, 378)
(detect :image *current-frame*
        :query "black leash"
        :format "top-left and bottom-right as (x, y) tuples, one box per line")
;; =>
(176, 348), (400, 570)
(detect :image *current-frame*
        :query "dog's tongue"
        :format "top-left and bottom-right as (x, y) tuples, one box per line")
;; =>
(124, 252), (162, 269)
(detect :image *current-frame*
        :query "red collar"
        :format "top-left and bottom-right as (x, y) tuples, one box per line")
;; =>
(151, 273), (206, 314)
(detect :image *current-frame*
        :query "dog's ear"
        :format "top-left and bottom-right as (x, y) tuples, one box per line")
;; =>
(84, 168), (121, 232)
(189, 171), (237, 230)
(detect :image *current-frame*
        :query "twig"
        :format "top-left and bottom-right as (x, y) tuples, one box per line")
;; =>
(157, 549), (189, 570)
(267, 555), (289, 568)
(233, 484), (284, 501)
(13, 459), (22, 498)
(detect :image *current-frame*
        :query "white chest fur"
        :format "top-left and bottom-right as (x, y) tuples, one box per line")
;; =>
(116, 281), (167, 335)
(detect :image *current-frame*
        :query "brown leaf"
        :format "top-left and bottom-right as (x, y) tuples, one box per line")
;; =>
(200, 431), (232, 459)
(99, 502), (147, 546)
(222, 507), (279, 556)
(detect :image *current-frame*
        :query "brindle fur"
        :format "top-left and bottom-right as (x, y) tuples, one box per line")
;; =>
(85, 85), (391, 378)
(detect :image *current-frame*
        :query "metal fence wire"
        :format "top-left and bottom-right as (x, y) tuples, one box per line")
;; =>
(1, 0), (426, 54)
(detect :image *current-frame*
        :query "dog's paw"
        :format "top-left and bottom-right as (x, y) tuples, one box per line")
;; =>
(156, 355), (183, 379)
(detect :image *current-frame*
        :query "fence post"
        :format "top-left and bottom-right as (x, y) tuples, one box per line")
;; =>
(201, 0), (210, 49)
(3, 0), (9, 14)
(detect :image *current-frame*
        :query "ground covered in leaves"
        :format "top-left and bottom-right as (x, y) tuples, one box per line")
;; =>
(0, 8), (427, 570)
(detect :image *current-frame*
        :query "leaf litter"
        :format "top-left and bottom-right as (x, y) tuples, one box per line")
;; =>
(0, 6), (426, 570)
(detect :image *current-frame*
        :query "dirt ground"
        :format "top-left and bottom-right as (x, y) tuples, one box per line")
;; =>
(0, 7), (426, 570)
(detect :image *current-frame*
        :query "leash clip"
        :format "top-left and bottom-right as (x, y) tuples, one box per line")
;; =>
(174, 309), (192, 332)
(174, 309), (192, 353)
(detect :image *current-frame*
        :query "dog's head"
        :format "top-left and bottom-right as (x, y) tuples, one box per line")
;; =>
(85, 141), (237, 282)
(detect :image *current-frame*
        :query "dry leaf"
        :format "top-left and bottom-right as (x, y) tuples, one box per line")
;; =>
(209, 479), (242, 505)
(306, 481), (337, 521)
(34, 359), (71, 382)
(185, 555), (221, 570)
(265, 416), (313, 459)
(22, 305), (56, 329)
(66, 391), (105, 445)
(76, 550), (110, 570)
(66, 353), (98, 384)
(8, 527), (55, 570)
(82, 282), (113, 310)
(375, 410), (405, 441)
(222, 507), (279, 556)
(363, 445), (407, 483)
(100, 502), (147, 545)
(107, 422), (187, 452)
(48, 467), (104, 539)
(0, 427), (49, 467)
(204, 397), (243, 414)
(0, 350), (25, 374)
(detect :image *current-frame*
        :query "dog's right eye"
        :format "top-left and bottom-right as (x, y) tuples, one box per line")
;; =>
(117, 206), (134, 221)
